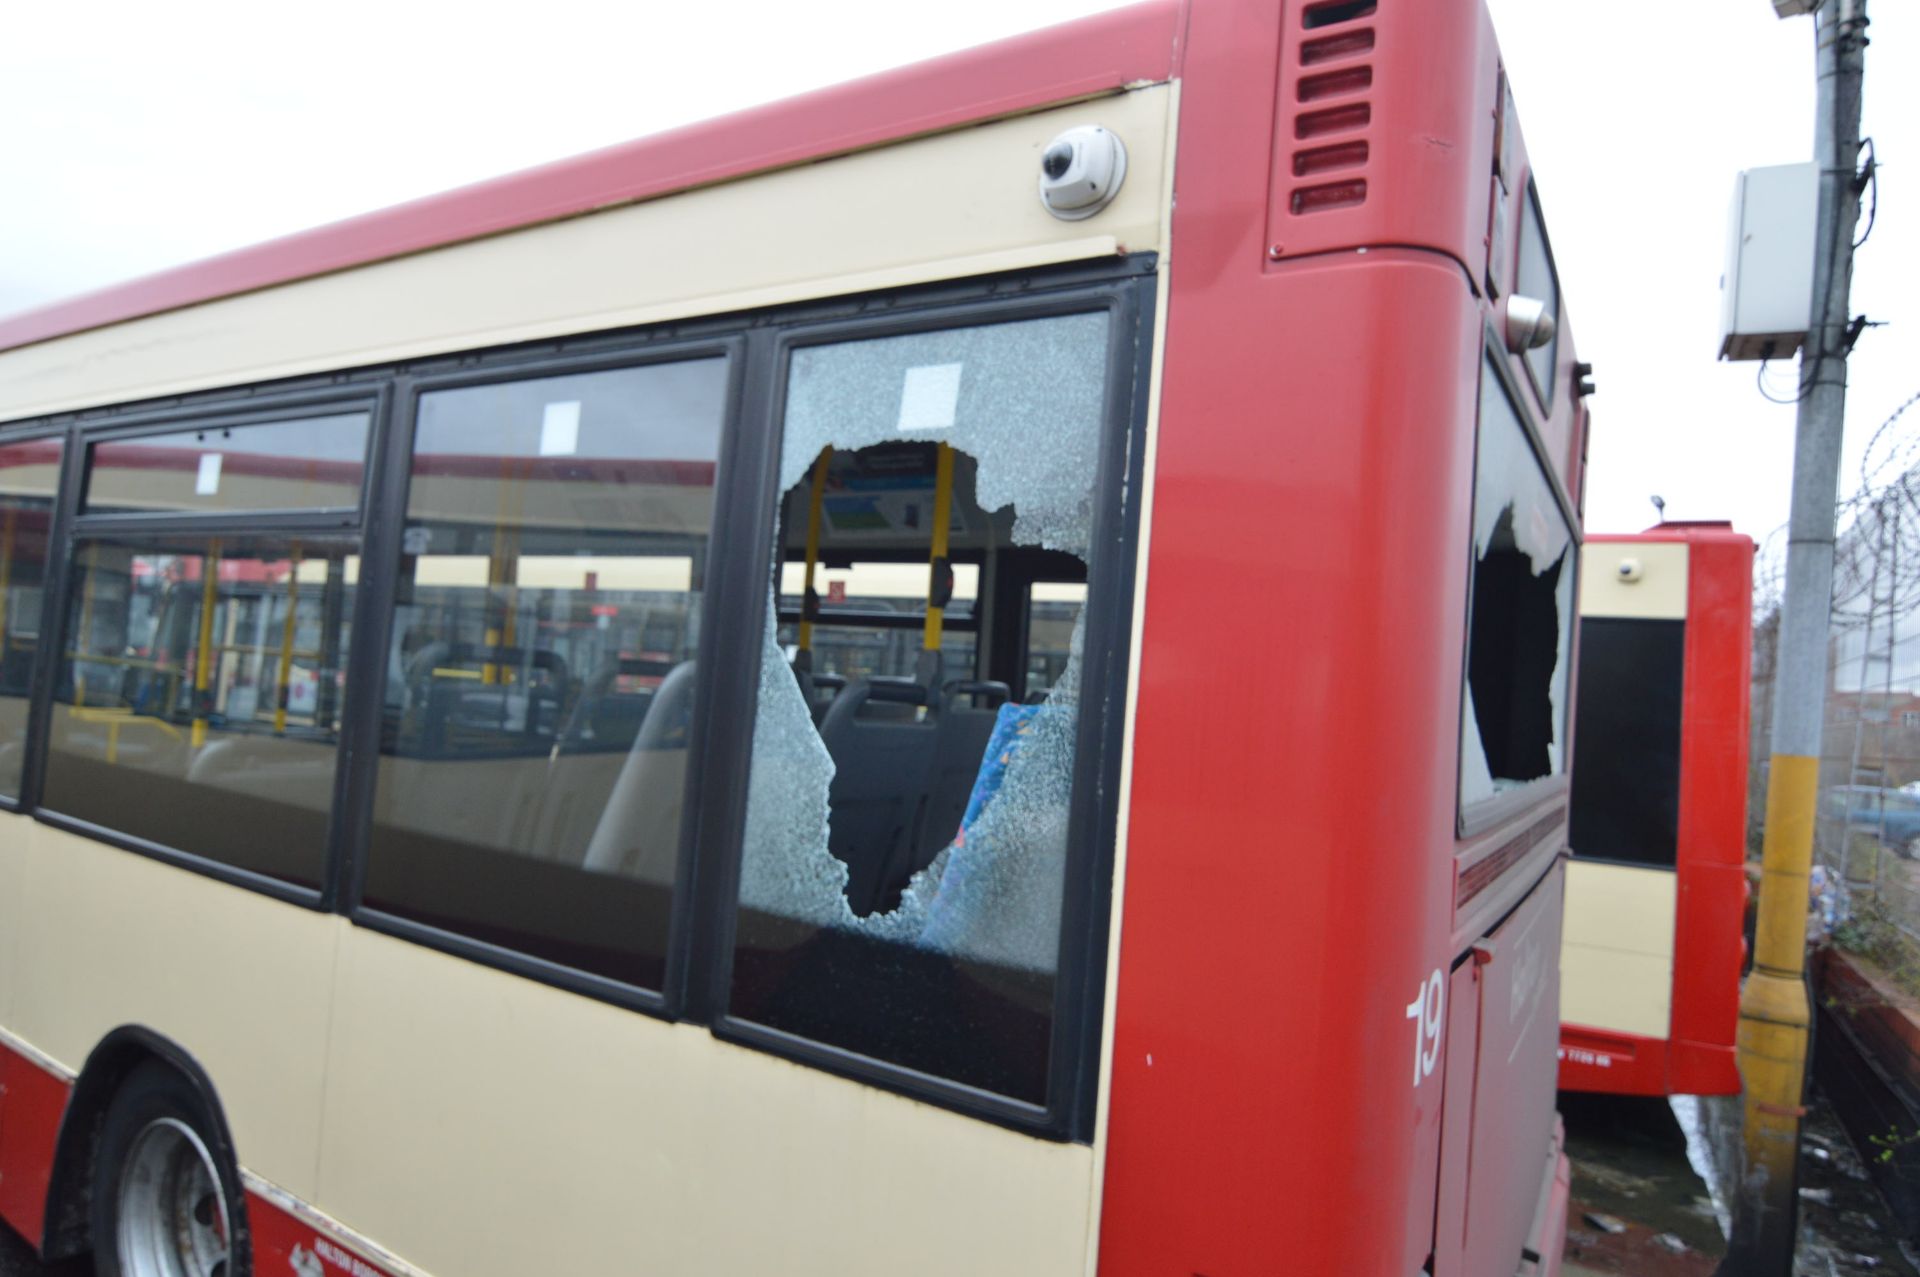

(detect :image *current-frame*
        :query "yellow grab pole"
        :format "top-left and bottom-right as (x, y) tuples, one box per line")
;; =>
(483, 460), (524, 686)
(273, 545), (301, 734)
(75, 542), (97, 708)
(923, 443), (955, 653)
(797, 447), (833, 657)
(191, 539), (221, 748)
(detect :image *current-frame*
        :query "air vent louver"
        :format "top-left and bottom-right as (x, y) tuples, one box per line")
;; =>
(1281, 3), (1376, 224)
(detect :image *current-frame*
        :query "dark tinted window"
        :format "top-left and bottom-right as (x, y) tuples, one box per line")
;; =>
(1567, 617), (1684, 867)
(0, 438), (63, 797)
(44, 535), (356, 887)
(87, 413), (369, 515)
(731, 312), (1113, 1104)
(1461, 359), (1575, 808)
(1516, 184), (1560, 407)
(361, 359), (727, 989)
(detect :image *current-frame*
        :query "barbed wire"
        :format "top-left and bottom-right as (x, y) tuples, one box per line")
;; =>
(1751, 388), (1920, 630)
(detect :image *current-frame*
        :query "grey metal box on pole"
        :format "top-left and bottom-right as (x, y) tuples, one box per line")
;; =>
(1720, 162), (1818, 362)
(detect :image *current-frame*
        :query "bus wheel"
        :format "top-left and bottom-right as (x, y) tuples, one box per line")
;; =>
(90, 1062), (242, 1277)
(1904, 835), (1920, 862)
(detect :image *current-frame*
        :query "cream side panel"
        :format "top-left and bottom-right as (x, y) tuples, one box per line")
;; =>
(0, 87), (1173, 422)
(1560, 860), (1677, 1039)
(0, 812), (26, 1027)
(1081, 78), (1179, 1277)
(319, 929), (1095, 1277)
(1579, 541), (1688, 620)
(8, 825), (338, 1199)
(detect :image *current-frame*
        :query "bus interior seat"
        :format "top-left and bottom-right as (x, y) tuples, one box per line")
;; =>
(580, 660), (697, 884)
(915, 679), (1011, 866)
(817, 676), (940, 916)
(563, 659), (659, 753)
(401, 644), (571, 753)
(790, 664), (846, 724)
(815, 675), (1015, 916)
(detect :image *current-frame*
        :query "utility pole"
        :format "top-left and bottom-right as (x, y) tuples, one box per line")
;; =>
(1726, 0), (1871, 1270)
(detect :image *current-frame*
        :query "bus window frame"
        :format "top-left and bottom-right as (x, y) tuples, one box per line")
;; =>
(694, 274), (1153, 1140)
(0, 422), (75, 819)
(25, 384), (388, 913)
(1456, 328), (1583, 842)
(0, 253), (1156, 1141)
(337, 334), (747, 1021)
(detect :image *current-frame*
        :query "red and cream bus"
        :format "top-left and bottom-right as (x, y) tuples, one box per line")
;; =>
(0, 2), (1588, 1273)
(1559, 524), (1754, 1097)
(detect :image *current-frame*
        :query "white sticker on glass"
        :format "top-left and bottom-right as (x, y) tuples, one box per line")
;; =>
(896, 363), (962, 432)
(539, 401), (583, 457)
(195, 453), (223, 496)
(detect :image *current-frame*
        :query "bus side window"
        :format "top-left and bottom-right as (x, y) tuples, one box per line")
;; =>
(43, 409), (370, 887)
(45, 537), (356, 889)
(729, 310), (1114, 1106)
(359, 357), (727, 993)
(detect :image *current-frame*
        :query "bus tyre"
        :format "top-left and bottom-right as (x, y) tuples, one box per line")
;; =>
(1903, 835), (1920, 862)
(90, 1061), (245, 1277)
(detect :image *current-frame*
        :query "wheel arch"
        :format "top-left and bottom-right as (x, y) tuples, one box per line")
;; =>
(41, 1025), (246, 1262)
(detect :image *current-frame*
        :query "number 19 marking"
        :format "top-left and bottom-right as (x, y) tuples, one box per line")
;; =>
(1406, 969), (1444, 1087)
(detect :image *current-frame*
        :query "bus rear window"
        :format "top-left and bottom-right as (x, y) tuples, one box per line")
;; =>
(729, 310), (1113, 1105)
(1460, 359), (1574, 810)
(1567, 616), (1683, 866)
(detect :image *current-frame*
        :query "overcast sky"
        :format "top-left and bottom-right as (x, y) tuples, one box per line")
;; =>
(3, 0), (1914, 558)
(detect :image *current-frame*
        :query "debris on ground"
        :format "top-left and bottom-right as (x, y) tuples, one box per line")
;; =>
(1585, 1212), (1628, 1235)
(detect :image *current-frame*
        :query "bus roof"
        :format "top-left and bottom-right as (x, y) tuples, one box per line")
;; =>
(0, 1), (1181, 357)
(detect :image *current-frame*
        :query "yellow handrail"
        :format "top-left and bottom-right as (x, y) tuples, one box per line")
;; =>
(68, 705), (184, 765)
(923, 442), (955, 653)
(191, 539), (221, 748)
(798, 447), (833, 657)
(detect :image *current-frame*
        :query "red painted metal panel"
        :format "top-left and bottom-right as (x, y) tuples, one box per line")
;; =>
(1099, 0), (1573, 1269)
(250, 1189), (404, 1277)
(0, 1), (1183, 356)
(1558, 1024), (1672, 1096)
(0, 1042), (71, 1251)
(1530, 1123), (1572, 1277)
(1099, 244), (1483, 1273)
(1458, 868), (1564, 1277)
(1669, 527), (1753, 1095)
(1264, 0), (1494, 277)
(1560, 525), (1751, 1097)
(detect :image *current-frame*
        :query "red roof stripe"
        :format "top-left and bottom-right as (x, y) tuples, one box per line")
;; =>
(0, 2), (1182, 357)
